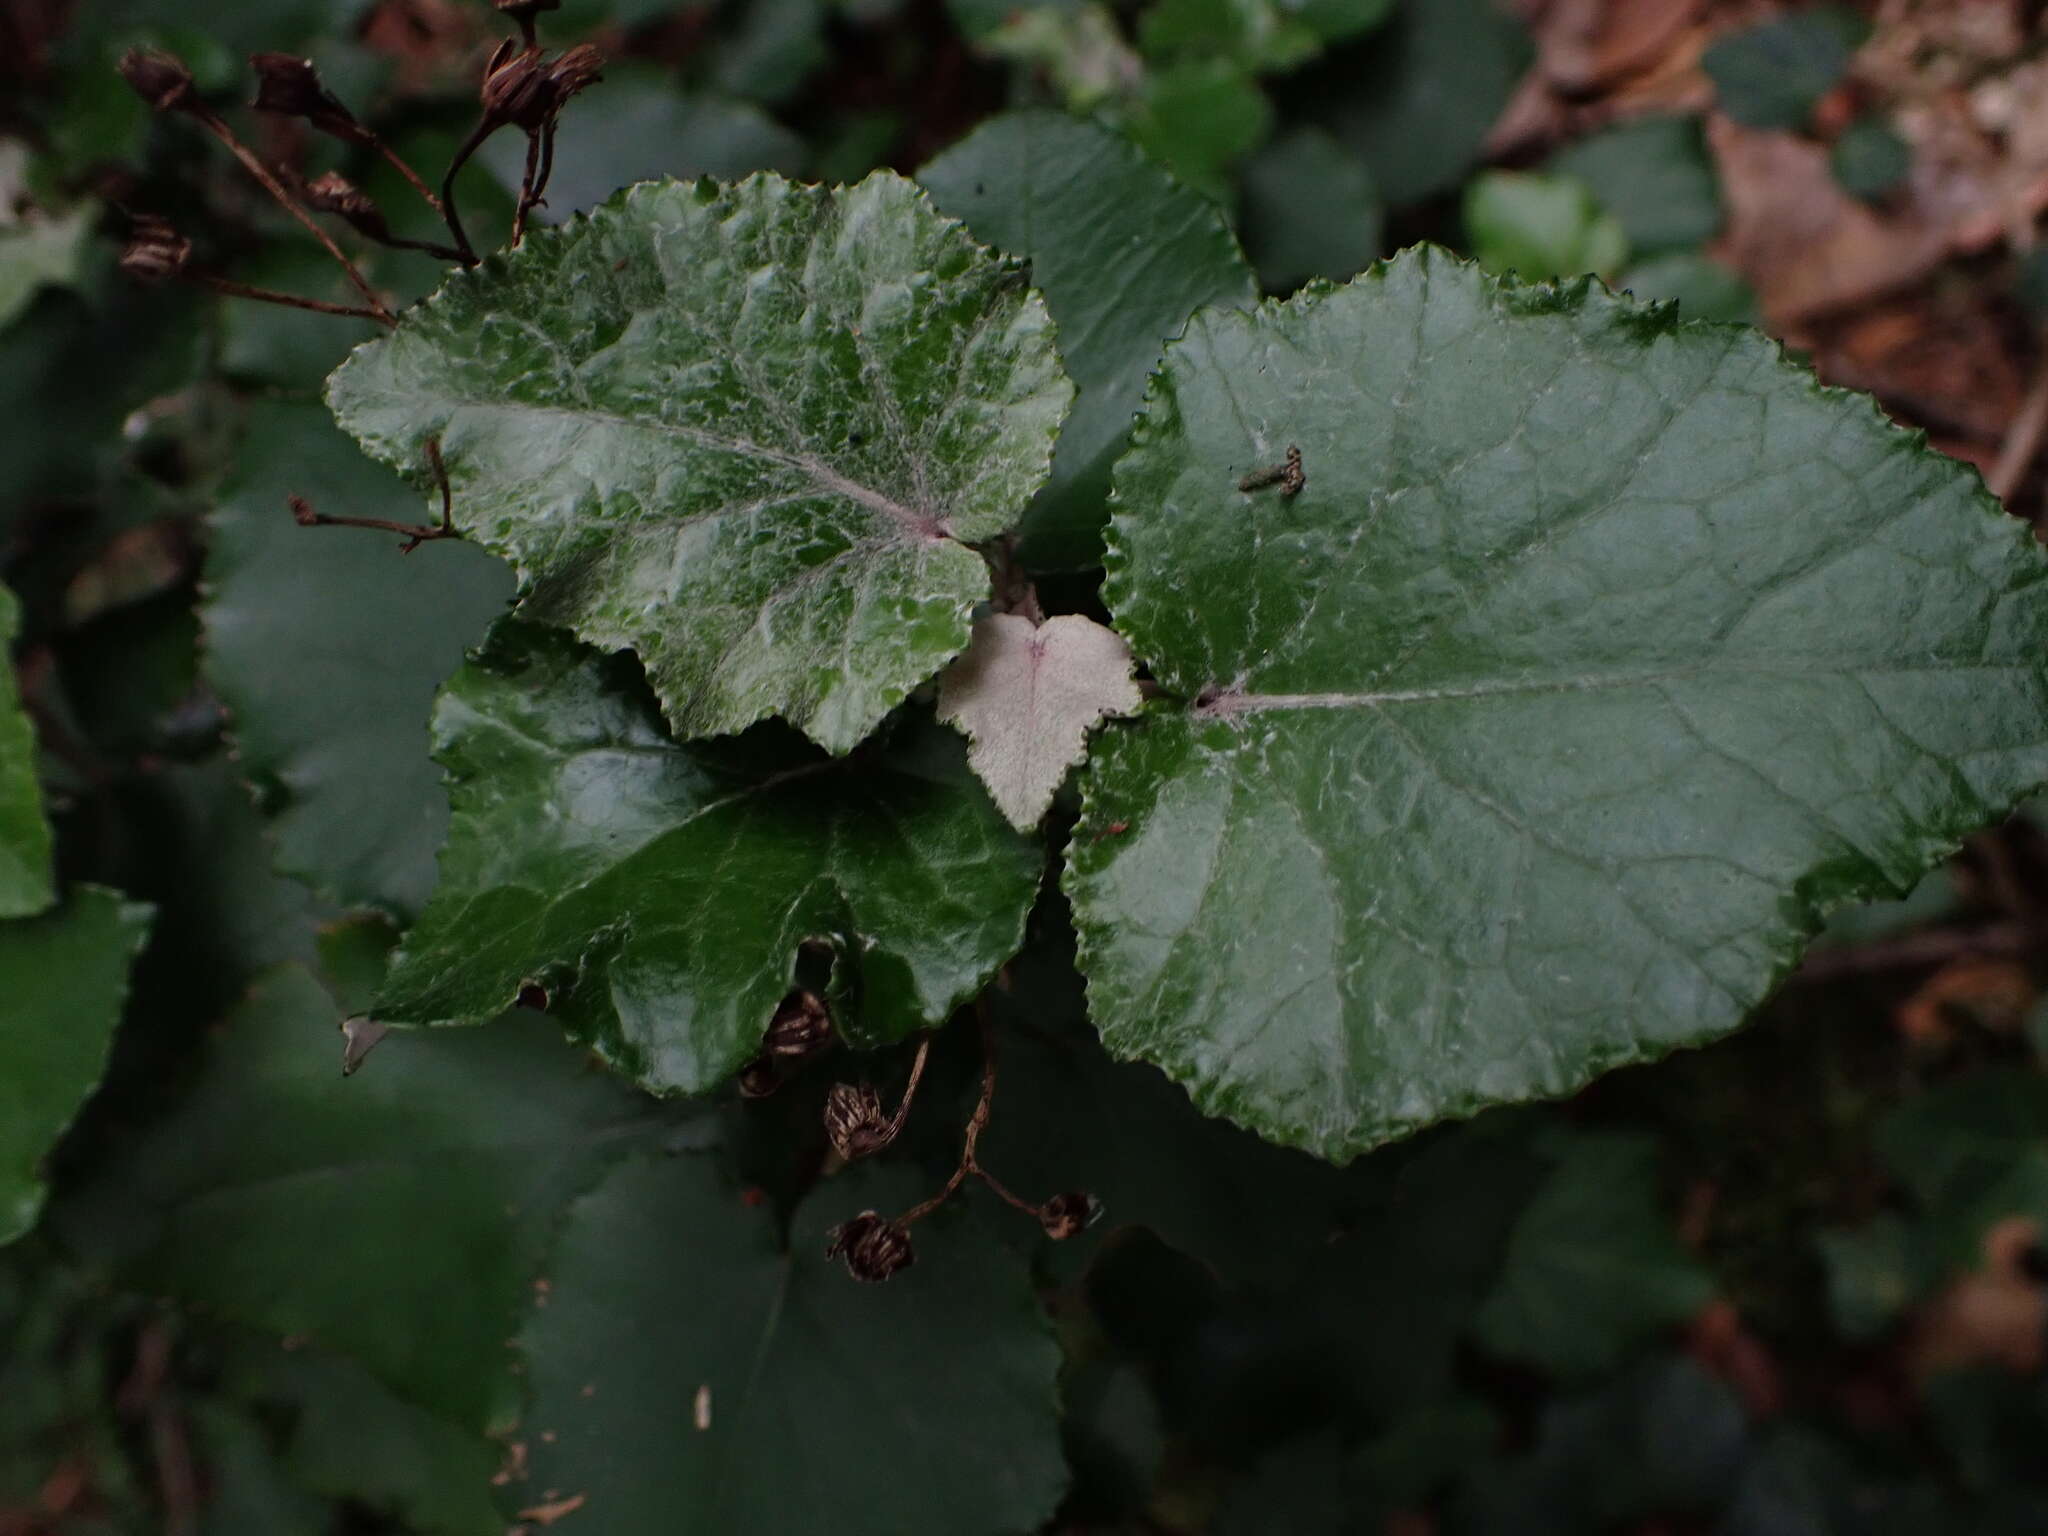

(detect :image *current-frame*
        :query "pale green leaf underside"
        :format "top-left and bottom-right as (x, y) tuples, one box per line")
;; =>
(518, 1157), (1067, 1535)
(376, 623), (1041, 1095)
(1, 885), (152, 1245)
(0, 583), (54, 918)
(1070, 246), (2048, 1160)
(328, 171), (1071, 753)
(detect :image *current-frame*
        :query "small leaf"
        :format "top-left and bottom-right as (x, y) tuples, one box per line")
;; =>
(1070, 247), (2048, 1158)
(1472, 1133), (1713, 1378)
(939, 613), (1141, 829)
(517, 1154), (1068, 1535)
(0, 584), (54, 919)
(328, 171), (1071, 754)
(1703, 5), (1869, 132)
(921, 111), (1256, 568)
(1544, 116), (1722, 258)
(1310, 0), (1531, 208)
(375, 622), (1041, 1095)
(0, 886), (152, 1244)
(1464, 171), (1629, 282)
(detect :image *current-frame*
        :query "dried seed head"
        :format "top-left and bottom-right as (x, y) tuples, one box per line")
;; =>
(764, 990), (832, 1060)
(118, 47), (198, 114)
(1038, 1192), (1099, 1242)
(303, 171), (391, 242)
(250, 53), (366, 141)
(736, 1056), (780, 1098)
(119, 217), (192, 284)
(479, 39), (604, 132)
(479, 41), (552, 130)
(823, 1082), (895, 1161)
(546, 44), (604, 105)
(825, 1211), (914, 1283)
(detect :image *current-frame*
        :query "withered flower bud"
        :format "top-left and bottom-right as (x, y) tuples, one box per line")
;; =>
(118, 47), (198, 114)
(1038, 1192), (1099, 1242)
(764, 990), (832, 1060)
(546, 44), (604, 105)
(119, 217), (192, 284)
(737, 1056), (780, 1098)
(479, 40), (604, 133)
(250, 53), (366, 141)
(303, 171), (391, 242)
(825, 1211), (914, 1283)
(823, 1082), (895, 1161)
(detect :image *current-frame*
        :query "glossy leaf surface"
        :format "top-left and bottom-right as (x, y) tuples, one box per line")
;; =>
(1070, 247), (2048, 1158)
(329, 172), (1070, 752)
(376, 623), (1041, 1095)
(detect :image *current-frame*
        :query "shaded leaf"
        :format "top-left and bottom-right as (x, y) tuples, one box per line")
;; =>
(1238, 126), (1382, 295)
(1472, 1132), (1712, 1377)
(939, 612), (1140, 828)
(1703, 6), (1869, 133)
(1069, 246), (2048, 1158)
(62, 965), (664, 1429)
(329, 172), (1070, 753)
(1307, 0), (1531, 208)
(0, 584), (53, 918)
(375, 622), (1041, 1096)
(204, 400), (514, 918)
(516, 1155), (1067, 1535)
(1544, 116), (1722, 257)
(921, 111), (1256, 568)
(1464, 171), (1629, 282)
(0, 887), (152, 1245)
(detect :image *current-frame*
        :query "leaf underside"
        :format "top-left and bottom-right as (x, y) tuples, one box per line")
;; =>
(328, 171), (1072, 754)
(1070, 246), (2048, 1160)
(375, 622), (1041, 1096)
(939, 612), (1141, 830)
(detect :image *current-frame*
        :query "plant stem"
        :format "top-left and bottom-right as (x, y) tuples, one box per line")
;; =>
(195, 275), (387, 321)
(189, 107), (394, 324)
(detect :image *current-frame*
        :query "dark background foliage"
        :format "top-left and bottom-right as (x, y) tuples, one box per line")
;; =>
(7, 0), (2048, 1532)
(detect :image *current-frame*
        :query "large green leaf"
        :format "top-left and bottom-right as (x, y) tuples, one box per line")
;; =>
(1069, 246), (2048, 1159)
(0, 584), (53, 918)
(514, 1154), (1067, 1535)
(328, 172), (1070, 753)
(0, 887), (152, 1245)
(62, 965), (664, 1430)
(375, 622), (1041, 1095)
(921, 112), (1255, 569)
(205, 401), (514, 917)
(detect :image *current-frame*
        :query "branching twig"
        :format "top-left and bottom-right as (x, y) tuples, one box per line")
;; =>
(288, 436), (461, 553)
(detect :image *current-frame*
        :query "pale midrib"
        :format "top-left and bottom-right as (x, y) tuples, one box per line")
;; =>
(428, 393), (953, 541)
(1197, 659), (2035, 715)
